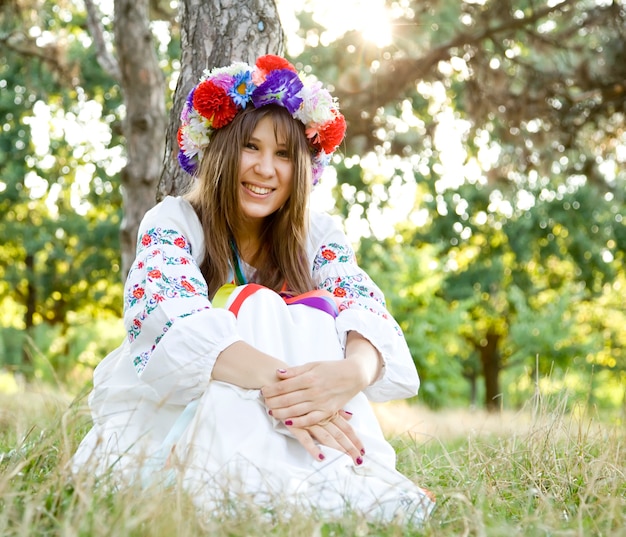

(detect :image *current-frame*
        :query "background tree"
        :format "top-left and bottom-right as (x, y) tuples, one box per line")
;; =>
(1, 0), (624, 409)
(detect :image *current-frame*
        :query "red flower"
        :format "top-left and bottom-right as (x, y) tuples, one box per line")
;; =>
(154, 294), (164, 302)
(180, 258), (190, 264)
(256, 55), (297, 74)
(133, 287), (145, 299)
(321, 249), (336, 261)
(141, 234), (151, 246)
(193, 80), (238, 128)
(137, 261), (144, 269)
(148, 269), (162, 279)
(333, 287), (347, 298)
(133, 319), (142, 328)
(174, 237), (186, 248)
(177, 127), (184, 148)
(181, 280), (196, 293)
(318, 113), (346, 153)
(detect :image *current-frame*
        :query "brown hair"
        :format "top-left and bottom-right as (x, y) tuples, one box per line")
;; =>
(184, 105), (315, 299)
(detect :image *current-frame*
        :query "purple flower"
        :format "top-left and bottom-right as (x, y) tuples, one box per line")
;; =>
(251, 69), (303, 114)
(178, 151), (197, 175)
(185, 87), (196, 110)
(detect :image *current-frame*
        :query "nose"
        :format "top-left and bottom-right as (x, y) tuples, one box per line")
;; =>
(254, 150), (276, 178)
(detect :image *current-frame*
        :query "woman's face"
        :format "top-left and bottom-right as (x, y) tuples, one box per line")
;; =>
(237, 115), (294, 226)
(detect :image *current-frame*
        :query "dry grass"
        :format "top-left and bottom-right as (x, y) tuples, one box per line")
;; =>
(1, 384), (625, 536)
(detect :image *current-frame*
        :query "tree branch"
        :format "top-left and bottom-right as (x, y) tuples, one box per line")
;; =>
(83, 0), (121, 81)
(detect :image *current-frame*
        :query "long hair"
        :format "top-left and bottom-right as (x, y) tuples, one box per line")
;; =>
(184, 105), (315, 299)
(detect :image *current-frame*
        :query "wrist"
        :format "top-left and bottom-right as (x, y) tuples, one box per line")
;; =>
(344, 331), (383, 388)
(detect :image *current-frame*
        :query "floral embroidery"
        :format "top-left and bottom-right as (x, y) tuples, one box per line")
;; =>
(319, 274), (386, 307)
(136, 227), (192, 256)
(131, 307), (211, 373)
(312, 243), (355, 271)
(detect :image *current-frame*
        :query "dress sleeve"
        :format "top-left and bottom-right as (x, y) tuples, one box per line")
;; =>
(310, 214), (420, 402)
(124, 197), (241, 405)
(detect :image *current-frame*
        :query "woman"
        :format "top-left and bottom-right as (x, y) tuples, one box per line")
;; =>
(72, 55), (434, 524)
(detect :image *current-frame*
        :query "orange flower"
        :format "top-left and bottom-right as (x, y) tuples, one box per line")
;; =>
(141, 234), (151, 246)
(181, 280), (196, 293)
(148, 269), (162, 279)
(174, 237), (186, 248)
(321, 249), (336, 260)
(333, 287), (346, 298)
(133, 287), (145, 299)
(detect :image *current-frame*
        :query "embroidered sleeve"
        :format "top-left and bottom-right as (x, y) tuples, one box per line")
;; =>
(124, 227), (213, 374)
(313, 242), (401, 335)
(309, 215), (420, 402)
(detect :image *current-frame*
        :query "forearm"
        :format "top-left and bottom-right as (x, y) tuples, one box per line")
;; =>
(344, 331), (384, 390)
(212, 340), (287, 389)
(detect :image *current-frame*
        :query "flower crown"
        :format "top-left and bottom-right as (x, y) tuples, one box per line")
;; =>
(177, 55), (347, 185)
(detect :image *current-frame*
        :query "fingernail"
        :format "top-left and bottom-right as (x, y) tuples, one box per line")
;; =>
(277, 368), (287, 374)
(285, 420), (293, 426)
(360, 448), (365, 456)
(318, 453), (325, 461)
(344, 410), (353, 416)
(268, 410), (273, 416)
(356, 457), (363, 465)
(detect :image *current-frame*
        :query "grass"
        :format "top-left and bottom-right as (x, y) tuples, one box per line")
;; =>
(1, 382), (625, 536)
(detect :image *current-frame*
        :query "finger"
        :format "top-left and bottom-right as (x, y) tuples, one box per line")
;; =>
(266, 401), (316, 420)
(262, 373), (312, 398)
(311, 422), (363, 465)
(289, 427), (326, 462)
(280, 409), (335, 428)
(338, 409), (353, 421)
(332, 417), (365, 458)
(274, 364), (311, 380)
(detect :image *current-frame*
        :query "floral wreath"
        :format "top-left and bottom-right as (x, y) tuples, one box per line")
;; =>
(177, 55), (346, 185)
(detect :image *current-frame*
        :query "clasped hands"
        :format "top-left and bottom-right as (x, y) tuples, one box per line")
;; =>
(261, 359), (366, 465)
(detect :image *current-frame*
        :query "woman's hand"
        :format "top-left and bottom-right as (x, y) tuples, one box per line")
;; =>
(262, 331), (383, 428)
(262, 359), (365, 427)
(288, 410), (365, 465)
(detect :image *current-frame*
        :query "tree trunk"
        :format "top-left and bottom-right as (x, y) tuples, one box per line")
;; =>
(157, 0), (285, 199)
(22, 252), (36, 376)
(479, 331), (502, 411)
(114, 0), (166, 278)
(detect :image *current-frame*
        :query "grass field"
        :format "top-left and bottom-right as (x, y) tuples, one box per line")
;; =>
(1, 381), (624, 536)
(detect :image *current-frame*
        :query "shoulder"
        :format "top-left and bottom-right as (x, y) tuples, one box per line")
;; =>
(139, 196), (205, 260)
(306, 210), (352, 260)
(308, 210), (345, 241)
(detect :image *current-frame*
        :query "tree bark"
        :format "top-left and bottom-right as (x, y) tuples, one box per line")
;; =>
(479, 332), (502, 411)
(157, 0), (285, 199)
(114, 0), (166, 278)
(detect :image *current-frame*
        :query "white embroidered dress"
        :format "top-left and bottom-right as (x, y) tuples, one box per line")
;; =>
(72, 196), (434, 523)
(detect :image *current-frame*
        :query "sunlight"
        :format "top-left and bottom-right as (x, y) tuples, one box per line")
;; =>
(277, 0), (392, 53)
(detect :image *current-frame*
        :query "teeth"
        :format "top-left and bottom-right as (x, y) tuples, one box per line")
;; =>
(245, 183), (272, 195)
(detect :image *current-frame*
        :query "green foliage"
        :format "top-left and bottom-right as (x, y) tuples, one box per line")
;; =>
(0, 1), (125, 377)
(1, 388), (625, 535)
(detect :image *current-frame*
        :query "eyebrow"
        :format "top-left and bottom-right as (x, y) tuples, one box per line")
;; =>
(248, 135), (288, 147)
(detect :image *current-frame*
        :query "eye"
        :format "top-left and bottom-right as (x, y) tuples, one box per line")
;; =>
(245, 142), (258, 150)
(276, 149), (289, 158)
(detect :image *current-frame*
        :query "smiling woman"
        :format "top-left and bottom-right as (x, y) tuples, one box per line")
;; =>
(71, 54), (434, 525)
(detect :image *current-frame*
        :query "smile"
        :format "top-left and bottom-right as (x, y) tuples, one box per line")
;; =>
(244, 183), (273, 195)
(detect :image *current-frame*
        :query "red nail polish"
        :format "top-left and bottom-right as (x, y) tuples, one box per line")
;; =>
(285, 420), (293, 426)
(356, 457), (363, 465)
(344, 410), (353, 416)
(268, 410), (273, 416)
(318, 453), (325, 461)
(360, 448), (365, 456)
(277, 368), (287, 374)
